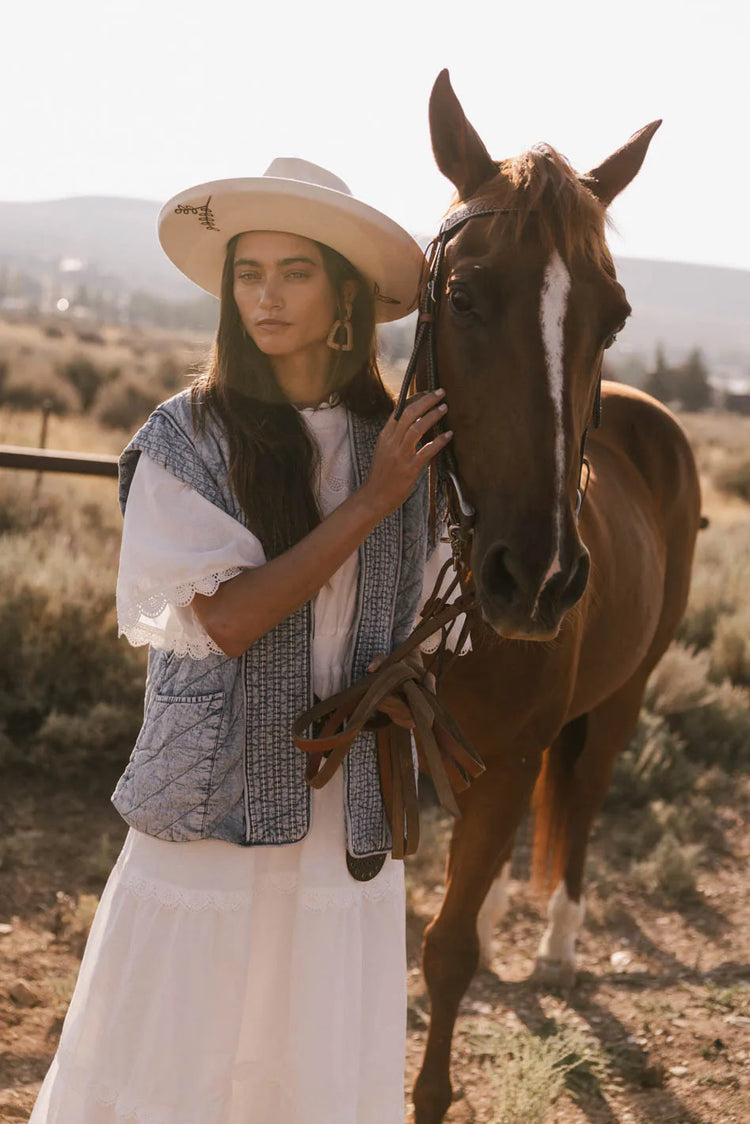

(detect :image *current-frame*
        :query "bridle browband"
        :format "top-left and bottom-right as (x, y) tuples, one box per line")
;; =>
(394, 200), (603, 569)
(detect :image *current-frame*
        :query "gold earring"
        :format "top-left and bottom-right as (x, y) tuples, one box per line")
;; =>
(326, 299), (354, 352)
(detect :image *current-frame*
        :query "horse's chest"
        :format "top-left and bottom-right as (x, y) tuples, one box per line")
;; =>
(441, 644), (574, 756)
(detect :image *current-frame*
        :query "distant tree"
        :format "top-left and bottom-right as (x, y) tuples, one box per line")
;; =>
(675, 348), (712, 412)
(643, 344), (674, 403)
(604, 353), (647, 388)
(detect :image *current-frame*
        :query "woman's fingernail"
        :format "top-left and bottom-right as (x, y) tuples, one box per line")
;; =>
(438, 403), (448, 412)
(435, 387), (445, 397)
(444, 429), (454, 439)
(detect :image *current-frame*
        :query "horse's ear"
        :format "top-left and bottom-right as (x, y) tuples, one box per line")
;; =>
(429, 70), (497, 200)
(582, 120), (662, 206)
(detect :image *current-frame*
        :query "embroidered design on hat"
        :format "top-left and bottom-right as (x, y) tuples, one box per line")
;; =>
(174, 196), (220, 232)
(373, 282), (400, 306)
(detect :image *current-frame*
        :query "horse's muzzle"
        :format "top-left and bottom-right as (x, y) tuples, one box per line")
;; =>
(477, 541), (590, 640)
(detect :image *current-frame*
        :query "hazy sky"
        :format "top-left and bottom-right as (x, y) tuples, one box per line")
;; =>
(3, 0), (748, 271)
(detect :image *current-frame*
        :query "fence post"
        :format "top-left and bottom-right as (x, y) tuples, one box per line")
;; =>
(33, 397), (54, 500)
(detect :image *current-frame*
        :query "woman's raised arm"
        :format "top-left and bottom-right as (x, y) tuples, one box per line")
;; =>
(192, 391), (450, 657)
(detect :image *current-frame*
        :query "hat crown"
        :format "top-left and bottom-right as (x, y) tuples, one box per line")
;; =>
(262, 158), (352, 197)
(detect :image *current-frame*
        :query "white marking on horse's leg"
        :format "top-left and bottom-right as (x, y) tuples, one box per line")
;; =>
(538, 251), (571, 596)
(535, 881), (585, 987)
(476, 862), (511, 969)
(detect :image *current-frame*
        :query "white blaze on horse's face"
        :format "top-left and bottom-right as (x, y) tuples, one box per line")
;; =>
(536, 251), (571, 609)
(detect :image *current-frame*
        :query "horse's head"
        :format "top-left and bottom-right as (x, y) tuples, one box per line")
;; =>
(427, 70), (660, 641)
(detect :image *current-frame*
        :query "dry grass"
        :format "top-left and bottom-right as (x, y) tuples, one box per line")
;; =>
(1, 339), (748, 809)
(466, 1017), (606, 1124)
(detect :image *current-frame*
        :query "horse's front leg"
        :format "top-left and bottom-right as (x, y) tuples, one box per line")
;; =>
(413, 756), (540, 1124)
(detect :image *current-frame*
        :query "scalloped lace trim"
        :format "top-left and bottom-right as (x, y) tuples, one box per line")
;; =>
(117, 567), (243, 659)
(119, 567), (243, 623)
(117, 621), (227, 660)
(118, 865), (402, 913)
(420, 618), (472, 656)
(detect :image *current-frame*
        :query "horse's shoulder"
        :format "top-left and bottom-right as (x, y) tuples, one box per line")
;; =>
(599, 380), (691, 448)
(596, 380), (699, 507)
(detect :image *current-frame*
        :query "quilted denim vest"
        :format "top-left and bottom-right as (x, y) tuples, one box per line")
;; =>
(112, 389), (428, 856)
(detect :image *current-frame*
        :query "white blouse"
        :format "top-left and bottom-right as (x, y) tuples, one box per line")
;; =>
(116, 402), (468, 690)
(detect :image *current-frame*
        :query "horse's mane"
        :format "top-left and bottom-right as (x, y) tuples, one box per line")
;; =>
(469, 145), (614, 275)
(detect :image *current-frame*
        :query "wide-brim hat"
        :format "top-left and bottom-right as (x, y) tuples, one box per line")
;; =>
(158, 158), (425, 324)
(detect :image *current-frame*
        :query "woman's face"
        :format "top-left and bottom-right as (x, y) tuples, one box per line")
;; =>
(232, 231), (340, 360)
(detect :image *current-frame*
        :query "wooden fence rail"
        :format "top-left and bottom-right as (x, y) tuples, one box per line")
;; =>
(0, 445), (118, 478)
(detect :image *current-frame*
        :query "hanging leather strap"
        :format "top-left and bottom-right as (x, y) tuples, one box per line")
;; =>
(293, 568), (485, 860)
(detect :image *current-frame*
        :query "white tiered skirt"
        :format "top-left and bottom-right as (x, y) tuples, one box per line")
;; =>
(30, 774), (406, 1124)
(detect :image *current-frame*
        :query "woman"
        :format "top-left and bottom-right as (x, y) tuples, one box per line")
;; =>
(30, 159), (451, 1123)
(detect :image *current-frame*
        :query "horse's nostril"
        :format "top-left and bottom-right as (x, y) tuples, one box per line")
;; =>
(481, 544), (522, 606)
(560, 549), (590, 611)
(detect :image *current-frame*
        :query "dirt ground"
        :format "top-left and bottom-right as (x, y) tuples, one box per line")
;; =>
(1, 776), (747, 1123)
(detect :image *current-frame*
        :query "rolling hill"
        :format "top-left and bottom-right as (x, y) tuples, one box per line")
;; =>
(0, 196), (747, 370)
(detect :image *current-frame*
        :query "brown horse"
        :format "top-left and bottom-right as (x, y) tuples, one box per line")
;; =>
(412, 72), (702, 1123)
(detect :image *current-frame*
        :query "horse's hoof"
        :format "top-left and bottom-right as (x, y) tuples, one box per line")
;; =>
(532, 955), (576, 991)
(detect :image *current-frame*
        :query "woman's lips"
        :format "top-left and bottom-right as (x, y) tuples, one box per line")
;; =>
(255, 319), (290, 332)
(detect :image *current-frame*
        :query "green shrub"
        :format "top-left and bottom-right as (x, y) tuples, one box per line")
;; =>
(710, 608), (750, 686)
(467, 1019), (605, 1124)
(30, 702), (142, 774)
(631, 831), (701, 901)
(608, 712), (696, 809)
(58, 354), (113, 412)
(715, 458), (750, 503)
(155, 355), (186, 393)
(0, 374), (74, 415)
(644, 642), (713, 715)
(0, 496), (146, 776)
(671, 680), (750, 771)
(676, 524), (750, 652)
(95, 378), (160, 430)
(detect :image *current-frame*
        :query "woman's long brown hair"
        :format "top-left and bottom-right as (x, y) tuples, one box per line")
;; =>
(190, 235), (393, 558)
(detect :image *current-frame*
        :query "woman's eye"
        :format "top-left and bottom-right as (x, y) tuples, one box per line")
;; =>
(286, 271), (310, 280)
(237, 272), (261, 282)
(448, 287), (473, 314)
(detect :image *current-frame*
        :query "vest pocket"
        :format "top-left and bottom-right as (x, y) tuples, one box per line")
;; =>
(114, 691), (226, 839)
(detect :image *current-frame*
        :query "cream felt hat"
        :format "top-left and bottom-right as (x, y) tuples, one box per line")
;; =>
(158, 158), (425, 324)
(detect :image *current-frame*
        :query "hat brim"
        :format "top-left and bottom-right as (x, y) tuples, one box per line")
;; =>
(158, 177), (425, 324)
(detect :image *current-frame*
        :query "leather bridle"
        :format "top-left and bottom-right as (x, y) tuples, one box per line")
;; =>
(393, 201), (603, 568)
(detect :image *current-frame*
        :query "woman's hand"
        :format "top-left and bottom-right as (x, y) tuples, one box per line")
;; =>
(360, 390), (452, 519)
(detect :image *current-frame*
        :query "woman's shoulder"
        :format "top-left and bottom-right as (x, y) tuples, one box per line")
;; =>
(151, 385), (204, 432)
(118, 385), (229, 516)
(127, 385), (226, 451)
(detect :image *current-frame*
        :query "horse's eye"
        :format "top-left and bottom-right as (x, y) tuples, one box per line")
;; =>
(603, 321), (626, 350)
(448, 287), (473, 315)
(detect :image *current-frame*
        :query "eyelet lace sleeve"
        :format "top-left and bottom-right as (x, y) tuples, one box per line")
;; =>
(116, 454), (267, 659)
